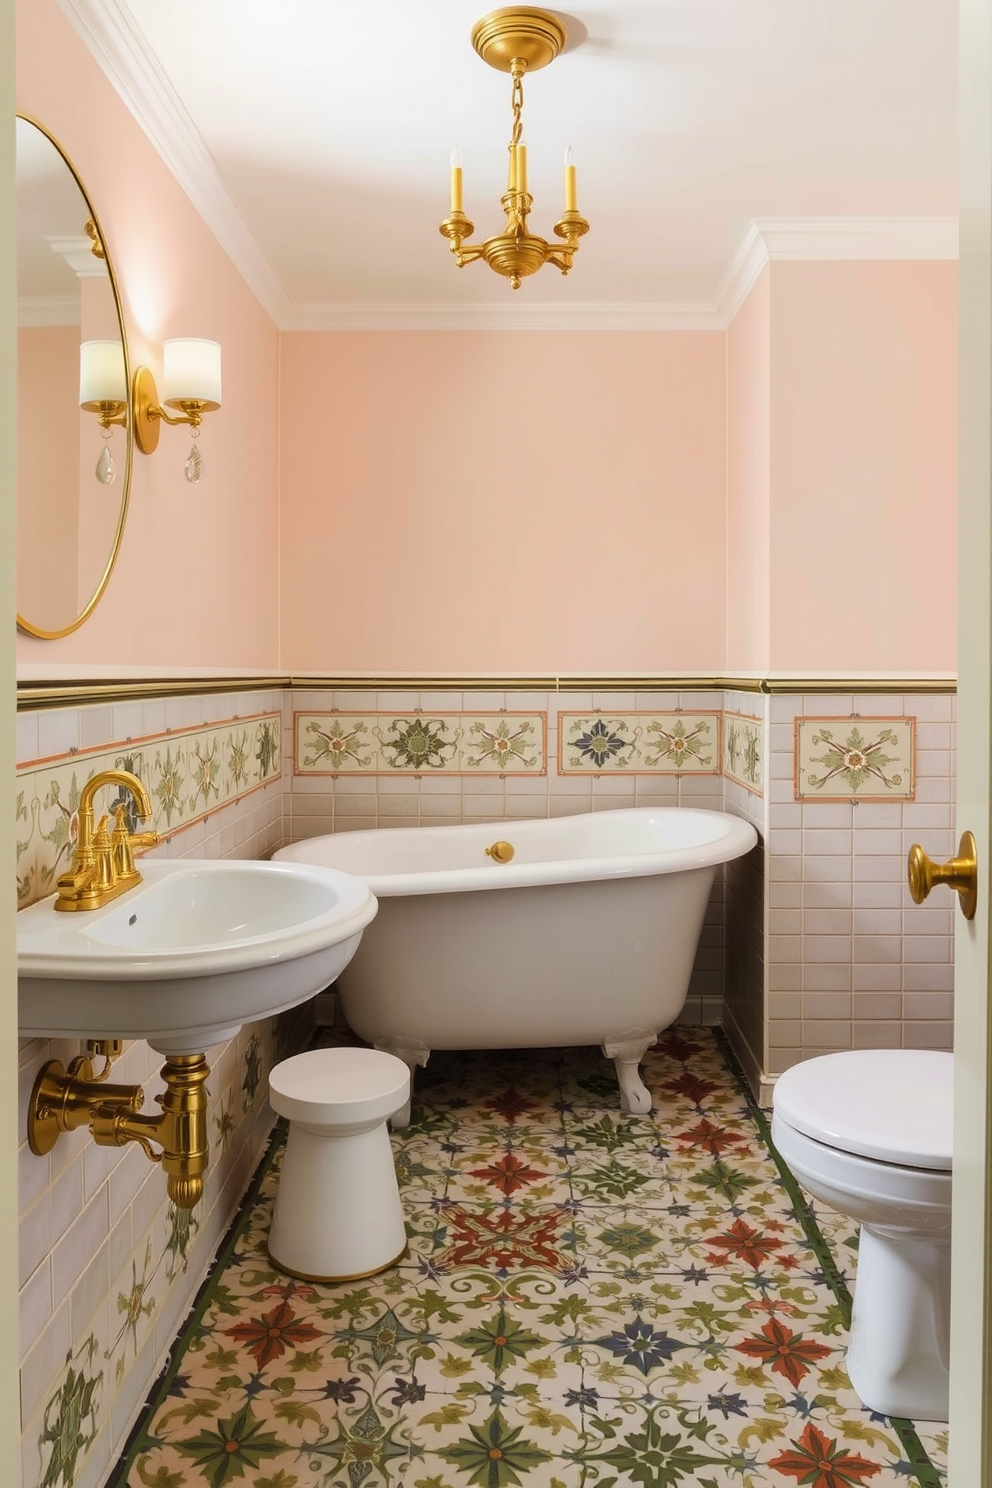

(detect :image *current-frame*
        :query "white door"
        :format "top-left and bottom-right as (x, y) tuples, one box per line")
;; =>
(949, 0), (992, 1477)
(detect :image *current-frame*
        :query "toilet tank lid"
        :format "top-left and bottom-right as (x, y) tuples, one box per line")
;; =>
(772, 1049), (953, 1171)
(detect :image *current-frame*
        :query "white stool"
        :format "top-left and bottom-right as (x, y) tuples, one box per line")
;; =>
(267, 1047), (410, 1282)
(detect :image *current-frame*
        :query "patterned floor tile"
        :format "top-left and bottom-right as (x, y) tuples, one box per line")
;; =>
(108, 1031), (946, 1488)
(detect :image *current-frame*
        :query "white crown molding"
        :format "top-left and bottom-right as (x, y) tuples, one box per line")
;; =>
(752, 215), (959, 262)
(61, 3), (960, 333)
(717, 216), (959, 326)
(43, 232), (108, 277)
(715, 222), (770, 326)
(282, 302), (725, 332)
(57, 0), (293, 326)
(18, 295), (81, 327)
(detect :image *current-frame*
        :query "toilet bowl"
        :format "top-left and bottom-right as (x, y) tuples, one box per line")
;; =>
(771, 1048), (952, 1422)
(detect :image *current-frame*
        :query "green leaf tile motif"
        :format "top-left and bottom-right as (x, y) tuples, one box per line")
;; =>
(645, 716), (715, 771)
(152, 744), (186, 827)
(109, 1030), (946, 1488)
(255, 720), (279, 779)
(377, 716), (461, 770)
(242, 1032), (263, 1112)
(302, 717), (376, 771)
(465, 718), (540, 771)
(39, 1335), (102, 1488)
(294, 712), (547, 775)
(166, 1201), (201, 1282)
(795, 717), (916, 800)
(16, 711), (282, 908)
(559, 712), (720, 774)
(110, 1241), (159, 1361)
(724, 714), (763, 793)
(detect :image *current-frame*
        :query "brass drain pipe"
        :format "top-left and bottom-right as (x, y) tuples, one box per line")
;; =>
(29, 1048), (211, 1209)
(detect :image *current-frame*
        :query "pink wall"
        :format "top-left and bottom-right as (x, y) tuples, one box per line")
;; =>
(15, 0), (957, 678)
(768, 260), (957, 672)
(279, 331), (728, 674)
(16, 0), (280, 669)
(726, 265), (771, 671)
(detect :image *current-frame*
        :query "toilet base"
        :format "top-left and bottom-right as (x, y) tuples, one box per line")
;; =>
(847, 1222), (950, 1422)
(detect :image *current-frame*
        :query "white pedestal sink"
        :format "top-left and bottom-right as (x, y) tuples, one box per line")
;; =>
(17, 858), (378, 1054)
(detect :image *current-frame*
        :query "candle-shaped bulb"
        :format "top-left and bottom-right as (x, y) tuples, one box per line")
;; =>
(564, 143), (577, 212)
(514, 141), (528, 196)
(450, 144), (463, 214)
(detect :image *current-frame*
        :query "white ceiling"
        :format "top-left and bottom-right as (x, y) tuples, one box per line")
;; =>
(61, 0), (958, 328)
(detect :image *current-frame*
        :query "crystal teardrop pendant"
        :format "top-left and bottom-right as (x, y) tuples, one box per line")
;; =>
(184, 436), (203, 484)
(95, 441), (116, 485)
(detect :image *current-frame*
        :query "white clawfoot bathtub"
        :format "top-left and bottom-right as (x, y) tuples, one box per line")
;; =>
(275, 807), (757, 1125)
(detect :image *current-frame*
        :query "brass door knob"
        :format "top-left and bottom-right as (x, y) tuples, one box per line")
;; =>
(907, 830), (978, 921)
(485, 840), (515, 864)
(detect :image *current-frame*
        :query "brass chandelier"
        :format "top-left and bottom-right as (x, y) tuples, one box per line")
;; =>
(439, 7), (588, 289)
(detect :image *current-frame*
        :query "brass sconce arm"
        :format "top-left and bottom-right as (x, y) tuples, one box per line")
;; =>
(132, 362), (221, 456)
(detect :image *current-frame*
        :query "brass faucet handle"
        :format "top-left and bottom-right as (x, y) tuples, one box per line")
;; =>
(92, 816), (116, 891)
(111, 806), (160, 880)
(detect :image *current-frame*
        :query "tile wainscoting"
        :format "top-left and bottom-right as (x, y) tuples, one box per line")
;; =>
(15, 677), (955, 1486)
(16, 689), (295, 1488)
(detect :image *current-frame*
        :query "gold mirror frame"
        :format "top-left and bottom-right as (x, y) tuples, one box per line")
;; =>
(15, 115), (133, 640)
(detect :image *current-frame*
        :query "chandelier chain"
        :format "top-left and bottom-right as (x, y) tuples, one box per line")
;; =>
(509, 65), (525, 149)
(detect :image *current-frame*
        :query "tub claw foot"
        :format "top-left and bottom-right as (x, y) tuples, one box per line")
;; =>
(374, 1039), (430, 1128)
(602, 1036), (656, 1116)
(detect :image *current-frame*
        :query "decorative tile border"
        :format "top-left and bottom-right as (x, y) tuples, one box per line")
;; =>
(558, 711), (721, 774)
(794, 716), (916, 801)
(16, 712), (281, 906)
(294, 711), (547, 775)
(723, 712), (763, 794)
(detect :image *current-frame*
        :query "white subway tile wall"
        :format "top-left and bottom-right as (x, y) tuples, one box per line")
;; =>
(16, 690), (299, 1488)
(764, 692), (956, 1082)
(15, 680), (955, 1485)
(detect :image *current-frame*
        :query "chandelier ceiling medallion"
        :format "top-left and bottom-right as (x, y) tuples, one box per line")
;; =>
(440, 7), (588, 289)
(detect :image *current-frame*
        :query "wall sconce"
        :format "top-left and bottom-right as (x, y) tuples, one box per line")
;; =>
(133, 338), (222, 484)
(79, 339), (127, 485)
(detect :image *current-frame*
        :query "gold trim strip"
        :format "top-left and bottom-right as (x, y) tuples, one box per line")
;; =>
(266, 1243), (408, 1284)
(17, 674), (957, 711)
(17, 677), (288, 710)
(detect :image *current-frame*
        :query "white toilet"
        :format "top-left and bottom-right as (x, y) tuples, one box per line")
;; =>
(771, 1048), (952, 1422)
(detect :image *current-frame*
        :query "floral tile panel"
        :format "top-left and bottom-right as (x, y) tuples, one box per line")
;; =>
(294, 711), (547, 775)
(16, 712), (281, 907)
(794, 717), (916, 801)
(723, 713), (763, 795)
(558, 711), (721, 774)
(110, 1030), (945, 1488)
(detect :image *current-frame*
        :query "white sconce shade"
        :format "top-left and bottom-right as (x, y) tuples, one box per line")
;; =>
(162, 338), (222, 409)
(79, 339), (126, 407)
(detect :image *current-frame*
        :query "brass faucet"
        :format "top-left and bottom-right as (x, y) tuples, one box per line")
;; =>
(55, 768), (160, 912)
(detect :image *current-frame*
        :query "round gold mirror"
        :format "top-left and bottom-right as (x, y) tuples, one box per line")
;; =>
(16, 116), (132, 639)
